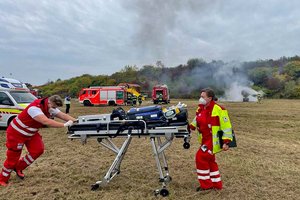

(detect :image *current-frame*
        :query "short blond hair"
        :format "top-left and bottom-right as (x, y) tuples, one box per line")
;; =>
(49, 95), (63, 107)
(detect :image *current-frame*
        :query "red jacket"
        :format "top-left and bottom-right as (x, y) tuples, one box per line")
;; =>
(9, 98), (51, 137)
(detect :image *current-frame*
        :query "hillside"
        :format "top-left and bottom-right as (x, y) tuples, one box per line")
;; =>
(32, 56), (300, 99)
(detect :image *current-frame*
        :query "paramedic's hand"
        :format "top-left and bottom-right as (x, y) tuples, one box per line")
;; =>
(64, 120), (73, 127)
(189, 124), (196, 131)
(222, 143), (229, 151)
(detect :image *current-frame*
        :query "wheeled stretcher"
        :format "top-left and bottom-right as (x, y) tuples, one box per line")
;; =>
(67, 104), (190, 197)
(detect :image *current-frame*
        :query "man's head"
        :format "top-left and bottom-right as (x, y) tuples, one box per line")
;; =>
(48, 95), (63, 108)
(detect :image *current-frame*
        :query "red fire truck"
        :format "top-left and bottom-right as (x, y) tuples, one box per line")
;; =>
(152, 84), (170, 104)
(78, 86), (126, 106)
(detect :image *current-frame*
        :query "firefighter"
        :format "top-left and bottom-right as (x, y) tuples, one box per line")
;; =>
(132, 95), (137, 106)
(257, 93), (262, 103)
(127, 93), (132, 106)
(189, 88), (233, 191)
(0, 95), (76, 187)
(138, 95), (142, 106)
(64, 95), (71, 113)
(158, 94), (163, 104)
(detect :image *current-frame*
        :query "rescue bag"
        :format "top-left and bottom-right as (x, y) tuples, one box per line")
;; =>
(127, 105), (164, 121)
(163, 107), (188, 126)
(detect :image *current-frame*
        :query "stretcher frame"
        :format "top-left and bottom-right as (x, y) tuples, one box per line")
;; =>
(68, 119), (191, 197)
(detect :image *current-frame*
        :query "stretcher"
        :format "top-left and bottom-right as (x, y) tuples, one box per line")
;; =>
(67, 105), (191, 197)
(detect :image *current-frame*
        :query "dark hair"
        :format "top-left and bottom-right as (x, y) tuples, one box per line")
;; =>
(201, 88), (218, 101)
(49, 95), (63, 107)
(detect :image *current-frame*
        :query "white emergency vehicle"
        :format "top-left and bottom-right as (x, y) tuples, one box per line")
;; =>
(0, 77), (36, 127)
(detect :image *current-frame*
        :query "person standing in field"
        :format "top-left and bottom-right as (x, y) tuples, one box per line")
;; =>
(0, 95), (76, 187)
(64, 95), (71, 114)
(189, 88), (233, 191)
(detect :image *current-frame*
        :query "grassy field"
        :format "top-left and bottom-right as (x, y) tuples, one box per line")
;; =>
(0, 99), (300, 200)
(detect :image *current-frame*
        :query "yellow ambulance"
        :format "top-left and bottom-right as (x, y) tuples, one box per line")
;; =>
(0, 77), (36, 127)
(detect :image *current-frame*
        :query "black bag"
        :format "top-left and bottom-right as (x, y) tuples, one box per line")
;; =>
(218, 130), (237, 148)
(110, 107), (127, 120)
(165, 107), (188, 126)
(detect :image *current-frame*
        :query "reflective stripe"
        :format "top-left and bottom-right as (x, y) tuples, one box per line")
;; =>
(198, 175), (210, 180)
(27, 155), (34, 162)
(15, 117), (38, 132)
(223, 128), (232, 133)
(211, 177), (221, 182)
(23, 157), (31, 165)
(213, 141), (220, 145)
(11, 121), (35, 136)
(2, 172), (9, 177)
(3, 167), (12, 173)
(210, 171), (220, 176)
(213, 134), (219, 139)
(223, 133), (233, 138)
(197, 169), (209, 174)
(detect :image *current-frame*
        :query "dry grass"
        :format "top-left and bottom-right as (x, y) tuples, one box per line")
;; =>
(0, 99), (300, 200)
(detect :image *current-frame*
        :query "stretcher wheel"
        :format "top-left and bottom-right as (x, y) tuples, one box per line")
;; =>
(183, 142), (190, 149)
(164, 175), (172, 182)
(160, 188), (169, 197)
(91, 184), (100, 191)
(154, 189), (160, 196)
(97, 138), (102, 143)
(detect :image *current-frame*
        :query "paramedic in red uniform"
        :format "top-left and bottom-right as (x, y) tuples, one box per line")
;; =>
(190, 88), (233, 191)
(0, 95), (76, 186)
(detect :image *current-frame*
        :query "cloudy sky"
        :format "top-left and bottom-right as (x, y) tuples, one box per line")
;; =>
(0, 0), (299, 85)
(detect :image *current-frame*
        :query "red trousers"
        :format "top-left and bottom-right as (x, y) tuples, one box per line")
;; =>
(0, 126), (44, 182)
(195, 148), (222, 189)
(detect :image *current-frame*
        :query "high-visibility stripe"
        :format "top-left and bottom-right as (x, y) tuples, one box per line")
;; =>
(3, 167), (12, 173)
(0, 108), (22, 114)
(210, 171), (220, 176)
(211, 177), (221, 182)
(27, 155), (34, 162)
(198, 175), (210, 180)
(15, 117), (38, 132)
(223, 128), (232, 133)
(2, 172), (9, 177)
(197, 169), (210, 174)
(223, 133), (233, 139)
(213, 134), (219, 139)
(11, 121), (35, 136)
(23, 157), (31, 165)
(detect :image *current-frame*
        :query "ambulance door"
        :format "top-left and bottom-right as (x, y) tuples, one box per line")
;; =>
(0, 91), (16, 127)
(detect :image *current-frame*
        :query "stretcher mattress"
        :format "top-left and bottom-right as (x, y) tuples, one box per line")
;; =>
(68, 120), (189, 138)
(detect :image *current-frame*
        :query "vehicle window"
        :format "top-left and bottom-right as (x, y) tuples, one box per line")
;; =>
(9, 91), (36, 103)
(0, 92), (14, 106)
(92, 90), (97, 95)
(116, 91), (124, 100)
(79, 90), (86, 95)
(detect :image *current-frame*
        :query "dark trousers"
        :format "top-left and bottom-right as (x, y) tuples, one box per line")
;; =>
(66, 104), (70, 113)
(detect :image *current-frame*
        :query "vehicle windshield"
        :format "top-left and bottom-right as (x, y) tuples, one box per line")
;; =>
(9, 91), (37, 103)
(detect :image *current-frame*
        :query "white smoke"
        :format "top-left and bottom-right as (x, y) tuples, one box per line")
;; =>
(211, 61), (260, 102)
(220, 82), (259, 102)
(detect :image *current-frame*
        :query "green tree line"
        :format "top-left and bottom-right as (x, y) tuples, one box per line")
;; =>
(33, 56), (300, 99)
